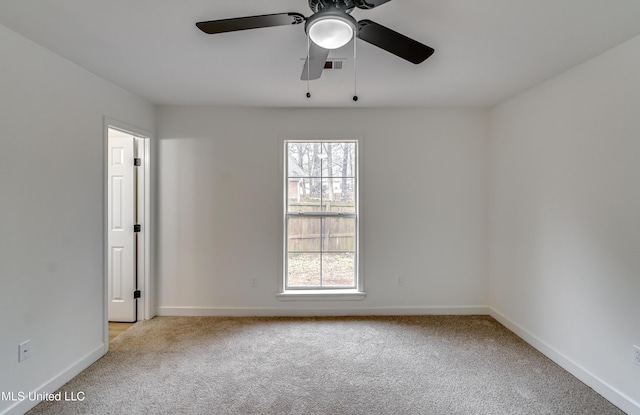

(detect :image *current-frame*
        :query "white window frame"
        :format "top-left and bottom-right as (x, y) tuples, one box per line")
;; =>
(277, 138), (365, 301)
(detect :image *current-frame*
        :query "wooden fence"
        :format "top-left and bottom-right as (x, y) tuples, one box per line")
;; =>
(287, 214), (355, 252)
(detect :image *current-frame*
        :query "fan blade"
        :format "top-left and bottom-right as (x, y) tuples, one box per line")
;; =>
(357, 19), (434, 64)
(196, 13), (305, 34)
(355, 0), (393, 10)
(301, 42), (330, 81)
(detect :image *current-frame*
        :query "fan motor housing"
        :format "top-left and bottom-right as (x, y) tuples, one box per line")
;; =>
(309, 0), (356, 14)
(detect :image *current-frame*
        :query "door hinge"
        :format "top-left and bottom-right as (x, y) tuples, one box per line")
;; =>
(134, 224), (141, 233)
(134, 158), (142, 166)
(133, 290), (141, 299)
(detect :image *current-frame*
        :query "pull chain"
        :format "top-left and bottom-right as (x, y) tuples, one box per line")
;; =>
(306, 34), (311, 99)
(353, 36), (358, 102)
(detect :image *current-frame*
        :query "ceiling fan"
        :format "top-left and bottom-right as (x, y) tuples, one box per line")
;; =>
(196, 0), (435, 81)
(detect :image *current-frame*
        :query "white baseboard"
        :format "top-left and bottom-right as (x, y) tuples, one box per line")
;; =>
(155, 305), (490, 317)
(2, 344), (105, 415)
(489, 308), (640, 415)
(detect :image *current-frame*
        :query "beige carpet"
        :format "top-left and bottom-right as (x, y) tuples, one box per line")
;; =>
(27, 316), (624, 414)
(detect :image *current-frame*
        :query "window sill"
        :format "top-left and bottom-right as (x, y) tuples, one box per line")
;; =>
(276, 289), (366, 302)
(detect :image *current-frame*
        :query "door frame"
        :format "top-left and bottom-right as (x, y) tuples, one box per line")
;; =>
(103, 118), (153, 350)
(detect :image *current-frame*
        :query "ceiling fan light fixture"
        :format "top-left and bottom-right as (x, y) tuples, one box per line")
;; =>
(306, 10), (357, 49)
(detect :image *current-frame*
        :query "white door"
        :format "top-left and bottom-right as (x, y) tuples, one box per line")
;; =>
(107, 129), (137, 322)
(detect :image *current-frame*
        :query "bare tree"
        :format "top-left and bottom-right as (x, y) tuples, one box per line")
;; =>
(294, 143), (308, 196)
(323, 143), (335, 203)
(310, 143), (322, 202)
(341, 144), (351, 202)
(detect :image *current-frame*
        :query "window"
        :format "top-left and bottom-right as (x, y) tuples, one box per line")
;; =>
(281, 140), (362, 298)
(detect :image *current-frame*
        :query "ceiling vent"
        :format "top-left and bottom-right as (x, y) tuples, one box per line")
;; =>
(324, 60), (343, 69)
(299, 58), (344, 75)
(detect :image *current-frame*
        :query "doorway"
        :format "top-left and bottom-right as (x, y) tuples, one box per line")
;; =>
(105, 121), (151, 327)
(108, 322), (135, 342)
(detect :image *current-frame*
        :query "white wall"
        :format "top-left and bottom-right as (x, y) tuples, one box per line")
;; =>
(156, 107), (489, 315)
(490, 35), (640, 413)
(0, 25), (155, 415)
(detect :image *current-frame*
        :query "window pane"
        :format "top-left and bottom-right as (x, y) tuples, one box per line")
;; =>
(288, 177), (323, 212)
(322, 217), (356, 252)
(287, 143), (313, 177)
(322, 142), (356, 178)
(287, 253), (321, 287)
(287, 142), (322, 177)
(322, 178), (355, 213)
(321, 253), (355, 287)
(287, 217), (321, 252)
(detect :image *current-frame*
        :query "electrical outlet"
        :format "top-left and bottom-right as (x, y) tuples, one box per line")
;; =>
(19, 340), (31, 362)
(633, 345), (640, 366)
(396, 276), (404, 287)
(250, 277), (257, 288)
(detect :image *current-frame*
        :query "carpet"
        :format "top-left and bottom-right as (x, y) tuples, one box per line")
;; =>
(27, 315), (625, 414)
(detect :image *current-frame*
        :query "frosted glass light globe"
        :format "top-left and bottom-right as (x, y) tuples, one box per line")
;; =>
(305, 10), (357, 50)
(309, 18), (354, 49)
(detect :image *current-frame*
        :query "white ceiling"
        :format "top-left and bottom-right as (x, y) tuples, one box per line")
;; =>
(2, 0), (640, 107)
